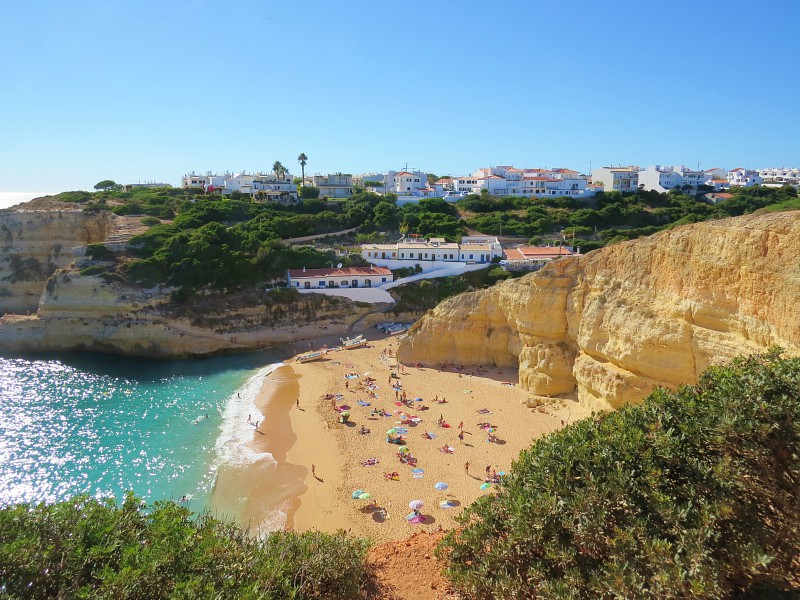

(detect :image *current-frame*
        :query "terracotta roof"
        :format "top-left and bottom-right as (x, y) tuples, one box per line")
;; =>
(513, 246), (574, 259)
(713, 193), (734, 199)
(289, 266), (392, 279)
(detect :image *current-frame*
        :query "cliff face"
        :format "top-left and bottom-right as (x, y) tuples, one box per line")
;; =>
(0, 206), (382, 358)
(0, 209), (114, 313)
(398, 212), (800, 411)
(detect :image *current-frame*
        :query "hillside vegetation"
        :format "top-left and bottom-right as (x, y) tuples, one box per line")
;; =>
(440, 349), (800, 599)
(0, 494), (369, 599)
(44, 184), (798, 299)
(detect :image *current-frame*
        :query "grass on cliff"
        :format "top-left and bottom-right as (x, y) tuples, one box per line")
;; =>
(0, 494), (370, 600)
(439, 349), (800, 599)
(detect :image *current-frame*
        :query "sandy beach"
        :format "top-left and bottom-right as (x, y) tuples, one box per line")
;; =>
(225, 330), (591, 544)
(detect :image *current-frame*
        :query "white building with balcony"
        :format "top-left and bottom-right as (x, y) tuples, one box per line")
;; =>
(361, 236), (501, 273)
(287, 266), (393, 290)
(727, 168), (763, 188)
(759, 168), (800, 185)
(591, 166), (640, 193)
(386, 170), (430, 195)
(313, 173), (354, 198)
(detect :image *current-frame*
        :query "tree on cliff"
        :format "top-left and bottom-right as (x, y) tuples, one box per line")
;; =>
(297, 152), (307, 186)
(441, 349), (800, 598)
(93, 180), (118, 191)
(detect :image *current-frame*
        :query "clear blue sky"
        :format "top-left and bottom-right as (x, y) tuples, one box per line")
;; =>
(1, 0), (798, 192)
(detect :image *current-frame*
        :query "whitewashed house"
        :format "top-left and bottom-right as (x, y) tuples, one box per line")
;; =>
(313, 174), (354, 199)
(759, 168), (800, 185)
(638, 166), (683, 192)
(727, 168), (763, 187)
(386, 170), (430, 196)
(591, 166), (640, 192)
(287, 266), (392, 289)
(361, 236), (501, 272)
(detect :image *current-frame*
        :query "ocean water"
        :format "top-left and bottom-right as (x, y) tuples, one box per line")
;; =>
(0, 350), (284, 516)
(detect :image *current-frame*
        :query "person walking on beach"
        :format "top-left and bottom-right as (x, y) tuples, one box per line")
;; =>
(311, 465), (317, 478)
(464, 461), (470, 474)
(296, 398), (300, 408)
(485, 465), (491, 478)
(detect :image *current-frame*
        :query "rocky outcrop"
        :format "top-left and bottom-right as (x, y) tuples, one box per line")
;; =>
(1, 270), (380, 358)
(399, 211), (800, 411)
(0, 205), (385, 358)
(0, 208), (113, 313)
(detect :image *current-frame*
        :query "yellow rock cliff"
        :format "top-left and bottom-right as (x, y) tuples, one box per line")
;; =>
(398, 211), (800, 411)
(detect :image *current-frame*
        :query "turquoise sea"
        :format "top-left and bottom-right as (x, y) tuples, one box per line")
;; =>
(0, 350), (285, 516)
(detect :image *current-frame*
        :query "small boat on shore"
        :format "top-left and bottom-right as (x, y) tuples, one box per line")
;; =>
(340, 335), (367, 350)
(296, 350), (327, 363)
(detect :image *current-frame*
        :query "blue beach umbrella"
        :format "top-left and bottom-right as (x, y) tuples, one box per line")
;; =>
(434, 481), (449, 491)
(351, 490), (364, 499)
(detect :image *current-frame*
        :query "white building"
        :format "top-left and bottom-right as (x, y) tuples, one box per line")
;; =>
(591, 166), (640, 193)
(386, 170), (430, 195)
(181, 171), (297, 200)
(313, 173), (354, 199)
(638, 165), (706, 193)
(361, 236), (501, 272)
(727, 168), (763, 188)
(454, 166), (592, 198)
(759, 168), (800, 185)
(287, 266), (392, 289)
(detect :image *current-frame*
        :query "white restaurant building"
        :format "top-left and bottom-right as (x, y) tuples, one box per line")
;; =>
(287, 266), (393, 289)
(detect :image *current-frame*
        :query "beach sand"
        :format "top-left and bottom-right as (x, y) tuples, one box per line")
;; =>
(234, 331), (593, 543)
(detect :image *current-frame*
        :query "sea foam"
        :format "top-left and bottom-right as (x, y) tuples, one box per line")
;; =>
(213, 362), (283, 468)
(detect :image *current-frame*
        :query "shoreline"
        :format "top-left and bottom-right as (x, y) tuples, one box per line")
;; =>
(221, 330), (592, 543)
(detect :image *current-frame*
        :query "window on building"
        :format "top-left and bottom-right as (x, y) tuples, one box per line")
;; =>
(381, 278), (387, 282)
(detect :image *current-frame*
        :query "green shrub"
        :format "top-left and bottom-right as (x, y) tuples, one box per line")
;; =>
(78, 265), (106, 277)
(141, 216), (162, 226)
(440, 350), (800, 598)
(0, 494), (370, 599)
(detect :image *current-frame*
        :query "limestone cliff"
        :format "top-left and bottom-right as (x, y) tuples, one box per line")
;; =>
(398, 211), (800, 411)
(0, 208), (113, 313)
(0, 205), (383, 358)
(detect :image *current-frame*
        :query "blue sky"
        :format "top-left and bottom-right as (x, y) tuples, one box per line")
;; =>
(1, 0), (798, 192)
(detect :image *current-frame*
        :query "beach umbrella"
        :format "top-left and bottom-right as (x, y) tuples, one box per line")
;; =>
(408, 499), (424, 510)
(358, 492), (372, 500)
(439, 500), (454, 509)
(480, 482), (491, 490)
(398, 446), (409, 453)
(434, 481), (449, 491)
(351, 490), (364, 499)
(487, 427), (495, 433)
(415, 397), (423, 402)
(386, 428), (398, 435)
(405, 512), (417, 521)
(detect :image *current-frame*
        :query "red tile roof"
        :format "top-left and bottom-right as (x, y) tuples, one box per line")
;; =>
(289, 266), (392, 279)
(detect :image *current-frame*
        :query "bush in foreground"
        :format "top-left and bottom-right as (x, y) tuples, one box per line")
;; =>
(440, 350), (800, 598)
(0, 494), (370, 599)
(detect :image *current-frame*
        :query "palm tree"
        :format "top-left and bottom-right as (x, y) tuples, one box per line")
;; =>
(272, 161), (287, 181)
(297, 153), (307, 187)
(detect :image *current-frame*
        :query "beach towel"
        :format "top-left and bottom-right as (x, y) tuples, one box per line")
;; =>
(411, 468), (424, 479)
(395, 427), (408, 434)
(357, 401), (371, 406)
(345, 374), (359, 379)
(361, 458), (379, 466)
(477, 408), (492, 414)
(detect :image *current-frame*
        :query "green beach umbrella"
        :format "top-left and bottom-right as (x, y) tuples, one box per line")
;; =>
(386, 428), (398, 435)
(480, 482), (491, 490)
(358, 492), (372, 500)
(398, 445), (409, 453)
